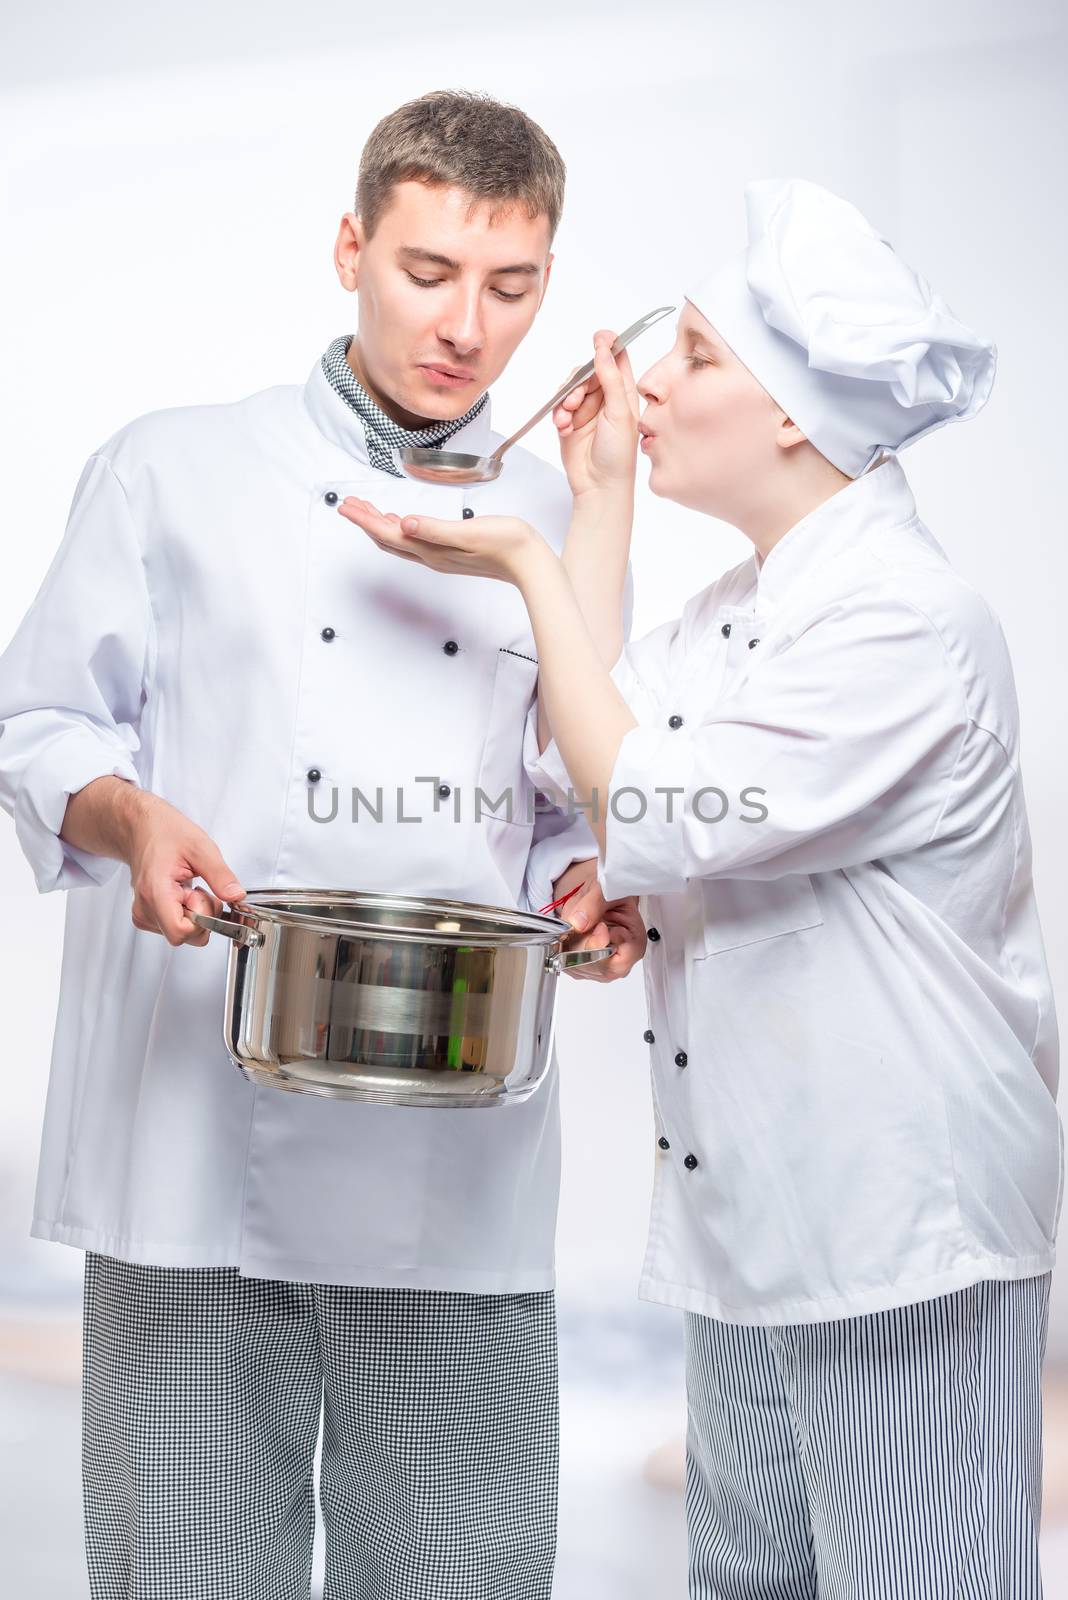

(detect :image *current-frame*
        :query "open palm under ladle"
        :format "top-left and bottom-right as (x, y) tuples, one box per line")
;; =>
(395, 305), (676, 486)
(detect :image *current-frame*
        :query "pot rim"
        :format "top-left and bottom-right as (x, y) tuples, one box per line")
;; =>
(226, 887), (573, 948)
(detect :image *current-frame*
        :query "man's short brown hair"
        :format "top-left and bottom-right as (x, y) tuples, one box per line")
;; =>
(356, 89), (566, 242)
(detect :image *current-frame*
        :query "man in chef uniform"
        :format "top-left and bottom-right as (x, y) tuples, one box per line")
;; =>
(0, 90), (642, 1599)
(342, 180), (1062, 1596)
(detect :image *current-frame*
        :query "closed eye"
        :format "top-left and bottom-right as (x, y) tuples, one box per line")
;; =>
(405, 270), (526, 303)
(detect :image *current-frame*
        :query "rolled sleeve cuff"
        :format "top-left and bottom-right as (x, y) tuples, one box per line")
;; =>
(598, 725), (692, 900)
(520, 703), (600, 911)
(14, 726), (140, 893)
(521, 813), (599, 914)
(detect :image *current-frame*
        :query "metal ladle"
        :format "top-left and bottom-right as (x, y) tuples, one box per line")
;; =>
(396, 305), (676, 486)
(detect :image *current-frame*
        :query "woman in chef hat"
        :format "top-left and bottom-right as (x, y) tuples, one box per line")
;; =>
(340, 180), (1059, 1596)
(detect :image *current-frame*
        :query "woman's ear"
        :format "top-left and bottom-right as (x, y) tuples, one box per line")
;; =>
(775, 413), (809, 453)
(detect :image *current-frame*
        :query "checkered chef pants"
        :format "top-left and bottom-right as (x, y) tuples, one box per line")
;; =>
(685, 1274), (1051, 1599)
(81, 1253), (558, 1600)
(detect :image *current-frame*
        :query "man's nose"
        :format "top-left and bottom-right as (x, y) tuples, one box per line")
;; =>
(437, 285), (485, 358)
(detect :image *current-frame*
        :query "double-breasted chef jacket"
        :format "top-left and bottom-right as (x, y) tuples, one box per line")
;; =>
(0, 357), (630, 1291)
(526, 457), (1061, 1324)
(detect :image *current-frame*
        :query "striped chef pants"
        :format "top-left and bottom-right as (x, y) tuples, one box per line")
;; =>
(81, 1253), (558, 1600)
(685, 1274), (1051, 1599)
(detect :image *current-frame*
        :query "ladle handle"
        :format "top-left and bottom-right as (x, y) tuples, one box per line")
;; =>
(492, 305), (675, 462)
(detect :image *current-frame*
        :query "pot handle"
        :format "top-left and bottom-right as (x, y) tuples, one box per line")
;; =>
(546, 943), (615, 975)
(188, 910), (264, 948)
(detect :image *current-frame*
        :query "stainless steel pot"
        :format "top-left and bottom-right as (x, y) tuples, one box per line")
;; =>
(191, 888), (614, 1110)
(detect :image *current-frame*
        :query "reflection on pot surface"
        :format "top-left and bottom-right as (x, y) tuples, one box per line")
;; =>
(192, 889), (613, 1110)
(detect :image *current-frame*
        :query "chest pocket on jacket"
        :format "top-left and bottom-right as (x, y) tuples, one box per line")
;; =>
(696, 874), (823, 957)
(476, 648), (540, 827)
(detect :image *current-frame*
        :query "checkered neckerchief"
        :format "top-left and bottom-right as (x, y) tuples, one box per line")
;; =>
(321, 335), (488, 478)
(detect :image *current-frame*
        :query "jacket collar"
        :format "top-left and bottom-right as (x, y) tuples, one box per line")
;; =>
(751, 455), (918, 610)
(302, 357), (495, 468)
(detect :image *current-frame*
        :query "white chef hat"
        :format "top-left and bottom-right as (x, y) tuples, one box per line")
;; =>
(686, 179), (997, 478)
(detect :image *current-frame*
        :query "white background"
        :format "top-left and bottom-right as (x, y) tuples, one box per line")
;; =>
(1, 2), (1066, 1592)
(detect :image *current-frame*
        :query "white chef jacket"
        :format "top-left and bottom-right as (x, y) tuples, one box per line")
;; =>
(526, 457), (1061, 1324)
(0, 357), (631, 1291)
